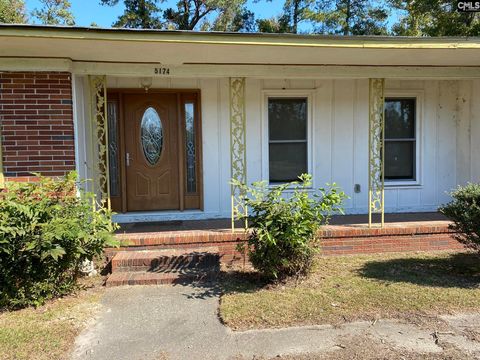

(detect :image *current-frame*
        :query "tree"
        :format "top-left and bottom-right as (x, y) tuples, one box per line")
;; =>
(0, 0), (27, 23)
(308, 0), (388, 35)
(163, 0), (247, 30)
(102, 0), (249, 30)
(257, 15), (292, 33)
(390, 0), (480, 36)
(283, 0), (315, 33)
(211, 7), (256, 32)
(100, 0), (162, 29)
(31, 0), (75, 25)
(256, 0), (314, 34)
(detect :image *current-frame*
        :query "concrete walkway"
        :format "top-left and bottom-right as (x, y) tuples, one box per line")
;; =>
(72, 285), (480, 360)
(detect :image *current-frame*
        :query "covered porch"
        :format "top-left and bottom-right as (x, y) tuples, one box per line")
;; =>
(0, 26), (471, 229)
(80, 72), (478, 230)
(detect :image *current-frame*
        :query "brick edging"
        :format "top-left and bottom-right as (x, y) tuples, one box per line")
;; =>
(319, 222), (453, 239)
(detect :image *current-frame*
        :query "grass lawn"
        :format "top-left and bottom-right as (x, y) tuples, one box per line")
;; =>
(220, 251), (480, 330)
(0, 278), (103, 360)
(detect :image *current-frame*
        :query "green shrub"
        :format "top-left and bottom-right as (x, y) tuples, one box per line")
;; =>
(440, 183), (480, 251)
(0, 172), (119, 309)
(234, 174), (346, 281)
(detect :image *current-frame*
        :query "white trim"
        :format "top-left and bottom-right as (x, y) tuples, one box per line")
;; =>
(2, 57), (480, 79)
(113, 210), (229, 223)
(71, 75), (81, 178)
(261, 90), (315, 188)
(384, 89), (424, 188)
(73, 76), (90, 187)
(72, 63), (480, 79)
(112, 205), (442, 223)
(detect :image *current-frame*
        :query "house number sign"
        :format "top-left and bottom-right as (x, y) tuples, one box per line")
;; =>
(154, 67), (170, 75)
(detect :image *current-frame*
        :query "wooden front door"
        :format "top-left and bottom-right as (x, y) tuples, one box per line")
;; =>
(124, 93), (179, 211)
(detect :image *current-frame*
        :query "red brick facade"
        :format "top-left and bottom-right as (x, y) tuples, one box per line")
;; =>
(0, 72), (75, 181)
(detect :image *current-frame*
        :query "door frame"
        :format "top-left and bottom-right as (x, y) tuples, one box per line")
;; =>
(107, 88), (203, 213)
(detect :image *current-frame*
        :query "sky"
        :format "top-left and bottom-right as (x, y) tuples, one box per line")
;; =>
(24, 0), (286, 28)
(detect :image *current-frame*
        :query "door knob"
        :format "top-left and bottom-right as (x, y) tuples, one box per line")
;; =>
(126, 152), (131, 167)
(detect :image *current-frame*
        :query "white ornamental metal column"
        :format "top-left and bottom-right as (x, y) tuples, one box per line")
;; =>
(229, 77), (248, 232)
(89, 75), (111, 210)
(368, 78), (385, 228)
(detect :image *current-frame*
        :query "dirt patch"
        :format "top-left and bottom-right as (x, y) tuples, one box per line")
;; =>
(273, 336), (476, 360)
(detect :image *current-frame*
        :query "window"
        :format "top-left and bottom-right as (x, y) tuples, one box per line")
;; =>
(184, 102), (196, 193)
(384, 98), (416, 181)
(268, 97), (308, 183)
(107, 100), (120, 197)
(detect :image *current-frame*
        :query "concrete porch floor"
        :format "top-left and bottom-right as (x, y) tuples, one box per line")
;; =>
(117, 212), (448, 234)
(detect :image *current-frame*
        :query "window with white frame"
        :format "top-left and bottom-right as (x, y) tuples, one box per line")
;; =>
(268, 97), (308, 183)
(384, 97), (417, 181)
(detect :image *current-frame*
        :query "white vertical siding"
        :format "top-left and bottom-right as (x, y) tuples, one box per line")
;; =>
(352, 79), (369, 212)
(314, 79), (333, 189)
(245, 79), (262, 186)
(436, 81), (458, 205)
(245, 78), (477, 214)
(76, 76), (478, 219)
(331, 80), (355, 210)
(421, 80), (438, 208)
(456, 80), (472, 186)
(472, 81), (480, 182)
(198, 78), (223, 217)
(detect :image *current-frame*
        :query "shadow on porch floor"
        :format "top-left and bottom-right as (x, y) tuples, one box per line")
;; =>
(116, 212), (448, 234)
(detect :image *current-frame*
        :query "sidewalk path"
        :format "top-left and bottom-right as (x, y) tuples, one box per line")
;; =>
(72, 285), (480, 360)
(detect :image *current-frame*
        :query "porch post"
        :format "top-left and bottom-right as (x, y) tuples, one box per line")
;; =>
(89, 75), (111, 210)
(368, 78), (385, 228)
(229, 77), (248, 232)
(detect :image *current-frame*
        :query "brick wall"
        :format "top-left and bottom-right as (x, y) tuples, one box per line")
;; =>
(319, 223), (464, 255)
(0, 72), (75, 181)
(108, 222), (464, 266)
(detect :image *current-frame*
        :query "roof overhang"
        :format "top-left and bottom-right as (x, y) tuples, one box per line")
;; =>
(1, 25), (480, 78)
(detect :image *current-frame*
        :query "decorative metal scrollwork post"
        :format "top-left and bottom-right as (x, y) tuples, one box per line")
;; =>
(89, 75), (111, 210)
(368, 78), (385, 228)
(230, 77), (248, 232)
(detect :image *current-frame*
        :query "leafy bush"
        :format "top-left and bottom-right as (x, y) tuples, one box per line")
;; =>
(440, 183), (480, 251)
(0, 172), (119, 309)
(234, 174), (346, 280)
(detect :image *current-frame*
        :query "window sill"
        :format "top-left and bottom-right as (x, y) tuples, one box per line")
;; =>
(385, 181), (422, 189)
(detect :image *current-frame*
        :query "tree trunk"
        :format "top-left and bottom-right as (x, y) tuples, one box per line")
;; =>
(293, 0), (299, 34)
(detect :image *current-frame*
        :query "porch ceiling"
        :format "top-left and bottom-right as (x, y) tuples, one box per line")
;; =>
(1, 25), (480, 68)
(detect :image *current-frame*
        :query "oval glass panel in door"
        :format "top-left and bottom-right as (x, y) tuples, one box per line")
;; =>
(141, 107), (163, 166)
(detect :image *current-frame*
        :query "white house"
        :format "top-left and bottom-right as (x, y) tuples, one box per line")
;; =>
(1, 25), (479, 226)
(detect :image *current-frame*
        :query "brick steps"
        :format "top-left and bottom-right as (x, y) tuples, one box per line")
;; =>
(105, 269), (219, 287)
(115, 230), (245, 248)
(106, 246), (221, 287)
(111, 247), (220, 272)
(105, 220), (462, 270)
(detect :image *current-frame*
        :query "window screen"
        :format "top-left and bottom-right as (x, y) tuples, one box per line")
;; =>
(384, 98), (416, 181)
(268, 98), (308, 183)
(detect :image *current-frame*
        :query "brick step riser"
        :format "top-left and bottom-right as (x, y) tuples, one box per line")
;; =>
(114, 263), (221, 272)
(112, 254), (220, 273)
(105, 271), (219, 287)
